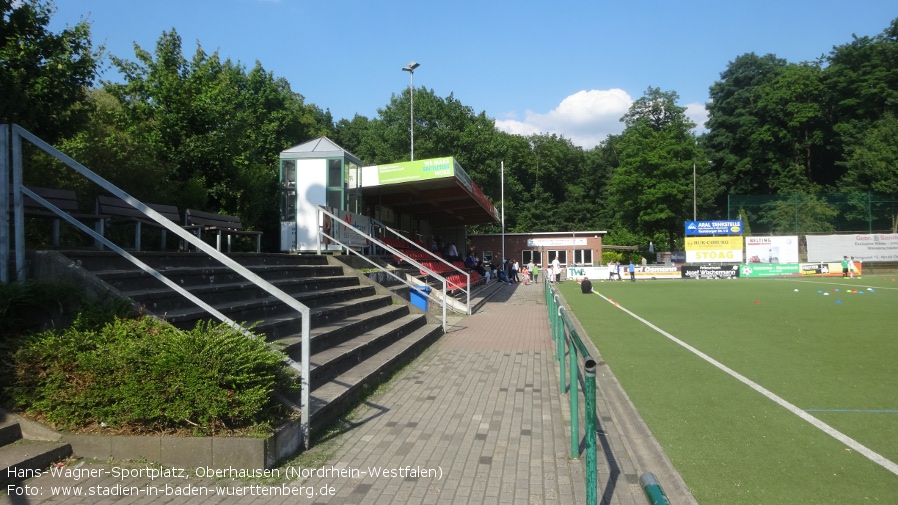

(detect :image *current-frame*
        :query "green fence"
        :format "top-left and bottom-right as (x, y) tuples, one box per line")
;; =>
(728, 192), (898, 235)
(546, 281), (597, 505)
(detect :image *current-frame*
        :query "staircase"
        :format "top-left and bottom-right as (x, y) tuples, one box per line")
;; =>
(0, 412), (71, 487)
(39, 251), (444, 437)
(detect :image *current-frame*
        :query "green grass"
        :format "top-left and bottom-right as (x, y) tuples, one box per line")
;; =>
(559, 275), (898, 504)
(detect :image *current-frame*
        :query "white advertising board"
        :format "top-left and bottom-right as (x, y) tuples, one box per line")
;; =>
(806, 233), (898, 262)
(745, 236), (799, 264)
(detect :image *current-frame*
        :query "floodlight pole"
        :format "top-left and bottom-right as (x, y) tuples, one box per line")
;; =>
(402, 61), (420, 161)
(693, 162), (697, 221)
(501, 160), (505, 263)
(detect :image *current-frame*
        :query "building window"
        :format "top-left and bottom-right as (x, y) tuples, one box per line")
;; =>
(521, 250), (542, 265)
(326, 158), (344, 209)
(573, 249), (593, 266)
(547, 250), (567, 266)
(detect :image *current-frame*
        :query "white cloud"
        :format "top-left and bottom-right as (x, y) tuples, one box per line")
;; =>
(494, 89), (632, 149)
(495, 90), (711, 149)
(685, 102), (709, 133)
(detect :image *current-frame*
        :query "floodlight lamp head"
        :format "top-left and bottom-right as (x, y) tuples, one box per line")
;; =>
(402, 61), (420, 72)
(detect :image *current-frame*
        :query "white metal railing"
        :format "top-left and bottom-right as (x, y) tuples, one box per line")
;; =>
(316, 207), (458, 329)
(1, 124), (314, 450)
(371, 218), (472, 312)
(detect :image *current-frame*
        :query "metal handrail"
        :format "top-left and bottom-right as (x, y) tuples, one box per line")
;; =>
(316, 206), (449, 330)
(2, 123), (314, 450)
(546, 281), (598, 505)
(370, 218), (472, 313)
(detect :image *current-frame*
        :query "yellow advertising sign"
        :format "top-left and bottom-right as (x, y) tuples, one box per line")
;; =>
(685, 236), (744, 250)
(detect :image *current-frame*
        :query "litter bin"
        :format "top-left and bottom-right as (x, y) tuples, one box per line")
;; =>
(409, 285), (431, 311)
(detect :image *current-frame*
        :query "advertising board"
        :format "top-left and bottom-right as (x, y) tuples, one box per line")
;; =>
(685, 220), (743, 236)
(685, 236), (744, 263)
(806, 233), (898, 262)
(681, 264), (741, 279)
(745, 236), (799, 264)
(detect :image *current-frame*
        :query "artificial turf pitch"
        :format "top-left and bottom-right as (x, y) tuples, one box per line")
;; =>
(558, 275), (898, 504)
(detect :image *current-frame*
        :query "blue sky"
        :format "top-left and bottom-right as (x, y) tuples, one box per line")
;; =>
(50, 0), (896, 149)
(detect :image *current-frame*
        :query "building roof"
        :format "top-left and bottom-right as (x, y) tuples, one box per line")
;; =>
(280, 137), (363, 165)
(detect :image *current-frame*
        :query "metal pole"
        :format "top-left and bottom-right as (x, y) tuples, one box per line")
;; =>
(0, 124), (8, 284)
(501, 161), (505, 263)
(402, 62), (419, 161)
(12, 129), (25, 282)
(639, 472), (671, 505)
(569, 338), (578, 458)
(585, 364), (598, 505)
(693, 162), (696, 221)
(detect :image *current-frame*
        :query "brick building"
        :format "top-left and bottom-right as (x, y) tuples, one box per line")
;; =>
(467, 231), (607, 271)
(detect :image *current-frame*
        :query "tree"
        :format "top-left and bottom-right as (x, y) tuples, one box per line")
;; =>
(752, 62), (833, 190)
(604, 88), (710, 250)
(825, 18), (898, 148)
(758, 193), (839, 234)
(0, 0), (99, 142)
(840, 114), (898, 232)
(103, 29), (323, 245)
(704, 53), (790, 195)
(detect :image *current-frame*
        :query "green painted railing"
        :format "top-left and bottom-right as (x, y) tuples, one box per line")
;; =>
(546, 281), (598, 505)
(640, 472), (672, 505)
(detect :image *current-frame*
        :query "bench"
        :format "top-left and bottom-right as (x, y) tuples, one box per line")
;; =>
(11, 186), (106, 247)
(96, 195), (188, 251)
(184, 208), (262, 253)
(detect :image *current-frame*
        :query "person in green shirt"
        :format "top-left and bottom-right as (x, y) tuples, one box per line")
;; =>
(531, 262), (539, 283)
(841, 256), (849, 278)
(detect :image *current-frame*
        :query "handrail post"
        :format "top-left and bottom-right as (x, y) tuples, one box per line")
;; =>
(640, 472), (671, 505)
(12, 128), (25, 282)
(569, 333), (579, 458)
(557, 306), (566, 394)
(0, 124), (8, 284)
(585, 360), (598, 505)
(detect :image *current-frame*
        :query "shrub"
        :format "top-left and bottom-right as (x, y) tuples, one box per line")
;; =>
(0, 279), (132, 340)
(6, 316), (295, 435)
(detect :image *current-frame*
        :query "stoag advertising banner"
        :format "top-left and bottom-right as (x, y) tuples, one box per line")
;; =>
(685, 236), (744, 262)
(745, 236), (799, 264)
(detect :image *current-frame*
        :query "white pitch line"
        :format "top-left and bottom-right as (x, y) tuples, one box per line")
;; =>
(593, 290), (898, 477)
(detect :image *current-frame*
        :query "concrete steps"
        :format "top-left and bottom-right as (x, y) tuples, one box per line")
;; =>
(45, 251), (444, 450)
(0, 414), (71, 487)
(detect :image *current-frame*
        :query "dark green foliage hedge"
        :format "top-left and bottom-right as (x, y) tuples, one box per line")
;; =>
(6, 316), (295, 435)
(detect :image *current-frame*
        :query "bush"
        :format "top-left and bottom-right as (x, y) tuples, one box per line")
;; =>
(5, 316), (295, 435)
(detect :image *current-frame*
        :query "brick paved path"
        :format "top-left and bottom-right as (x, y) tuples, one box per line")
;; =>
(8, 282), (691, 505)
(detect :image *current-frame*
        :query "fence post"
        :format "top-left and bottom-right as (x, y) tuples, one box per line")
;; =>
(640, 472), (671, 505)
(569, 334), (579, 458)
(0, 124), (7, 284)
(557, 305), (566, 394)
(585, 360), (598, 505)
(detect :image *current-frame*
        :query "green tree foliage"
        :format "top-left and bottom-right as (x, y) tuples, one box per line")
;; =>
(604, 88), (711, 250)
(752, 62), (832, 189)
(757, 194), (839, 234)
(102, 29), (325, 242)
(840, 114), (898, 232)
(825, 18), (898, 145)
(705, 53), (790, 194)
(0, 0), (98, 142)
